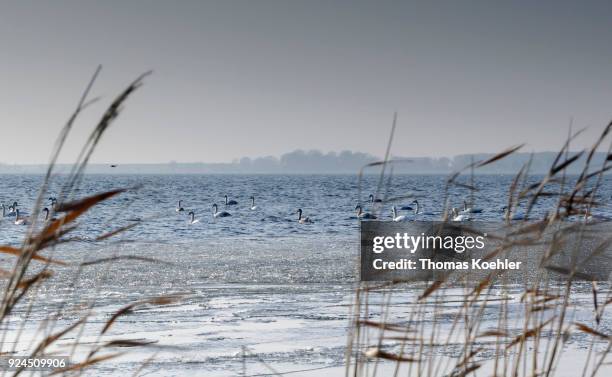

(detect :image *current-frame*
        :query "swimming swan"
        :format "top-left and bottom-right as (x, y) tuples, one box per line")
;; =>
(451, 208), (471, 222)
(391, 206), (410, 222)
(224, 195), (238, 206)
(176, 200), (185, 212)
(188, 211), (200, 224)
(296, 209), (313, 224)
(5, 202), (18, 217)
(249, 196), (257, 210)
(369, 194), (383, 203)
(213, 204), (231, 218)
(461, 200), (483, 214)
(501, 206), (525, 221)
(14, 209), (29, 225)
(410, 200), (434, 216)
(42, 207), (58, 222)
(355, 205), (377, 219)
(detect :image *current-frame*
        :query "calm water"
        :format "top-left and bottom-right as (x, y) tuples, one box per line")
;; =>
(0, 174), (610, 376)
(2, 174), (610, 245)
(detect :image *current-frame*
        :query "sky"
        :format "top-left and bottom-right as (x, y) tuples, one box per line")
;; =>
(1, 0), (611, 164)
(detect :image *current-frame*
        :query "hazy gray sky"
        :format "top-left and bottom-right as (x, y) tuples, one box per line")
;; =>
(1, 0), (611, 164)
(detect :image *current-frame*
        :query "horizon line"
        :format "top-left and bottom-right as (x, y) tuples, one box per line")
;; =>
(0, 149), (598, 167)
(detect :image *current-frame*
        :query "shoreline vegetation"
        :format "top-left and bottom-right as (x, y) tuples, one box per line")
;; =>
(0, 69), (183, 375)
(348, 117), (612, 376)
(1, 151), (609, 175)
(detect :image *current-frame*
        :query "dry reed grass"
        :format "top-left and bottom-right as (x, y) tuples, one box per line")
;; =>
(349, 119), (612, 377)
(0, 67), (179, 376)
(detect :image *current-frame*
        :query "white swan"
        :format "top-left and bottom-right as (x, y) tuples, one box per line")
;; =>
(451, 208), (471, 222)
(14, 209), (29, 225)
(391, 206), (410, 222)
(213, 204), (231, 218)
(224, 195), (238, 206)
(249, 196), (257, 210)
(410, 200), (435, 216)
(188, 211), (199, 224)
(461, 200), (483, 214)
(369, 194), (383, 203)
(176, 200), (185, 212)
(355, 205), (377, 219)
(296, 208), (313, 224)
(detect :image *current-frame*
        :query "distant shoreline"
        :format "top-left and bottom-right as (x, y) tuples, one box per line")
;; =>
(0, 151), (607, 175)
(0, 171), (597, 177)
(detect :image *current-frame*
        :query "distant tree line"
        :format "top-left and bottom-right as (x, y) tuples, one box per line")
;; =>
(1, 150), (608, 174)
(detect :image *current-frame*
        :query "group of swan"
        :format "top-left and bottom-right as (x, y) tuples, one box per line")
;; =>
(180, 202), (232, 224)
(1, 202), (19, 218)
(178, 195), (304, 224)
(364, 195), (487, 222)
(176, 196), (236, 223)
(448, 201), (483, 222)
(391, 201), (434, 221)
(1, 197), (72, 226)
(390, 200), (435, 221)
(177, 193), (481, 225)
(4, 190), (607, 229)
(360, 197), (437, 222)
(1, 202), (30, 225)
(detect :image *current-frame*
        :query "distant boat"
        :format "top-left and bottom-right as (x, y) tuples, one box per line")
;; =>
(110, 164), (118, 168)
